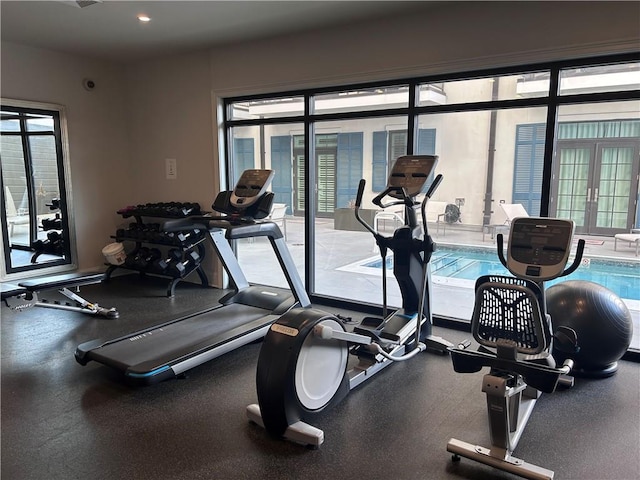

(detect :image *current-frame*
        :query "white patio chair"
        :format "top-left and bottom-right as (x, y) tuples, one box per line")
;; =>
(499, 203), (529, 225)
(614, 230), (640, 256)
(5, 186), (30, 236)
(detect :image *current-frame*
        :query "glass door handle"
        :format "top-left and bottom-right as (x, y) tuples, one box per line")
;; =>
(593, 187), (598, 202)
(587, 187), (591, 201)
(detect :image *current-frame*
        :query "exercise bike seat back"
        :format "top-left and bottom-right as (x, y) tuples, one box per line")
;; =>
(451, 276), (566, 394)
(472, 275), (549, 356)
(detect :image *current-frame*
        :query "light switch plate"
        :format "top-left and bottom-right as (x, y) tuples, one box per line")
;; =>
(166, 158), (177, 180)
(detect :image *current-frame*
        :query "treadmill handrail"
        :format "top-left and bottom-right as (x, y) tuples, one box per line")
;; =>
(225, 221), (284, 240)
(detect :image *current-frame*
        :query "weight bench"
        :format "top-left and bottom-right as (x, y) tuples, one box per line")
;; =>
(2, 272), (118, 318)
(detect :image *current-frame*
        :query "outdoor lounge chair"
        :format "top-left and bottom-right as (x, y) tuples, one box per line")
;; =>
(483, 203), (529, 241)
(499, 202), (529, 225)
(4, 186), (30, 236)
(614, 230), (640, 256)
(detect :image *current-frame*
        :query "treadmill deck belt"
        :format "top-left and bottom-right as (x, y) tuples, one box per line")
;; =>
(87, 303), (272, 373)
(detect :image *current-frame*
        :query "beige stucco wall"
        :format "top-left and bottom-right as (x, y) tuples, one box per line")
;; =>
(206, 1), (639, 94)
(0, 42), (130, 276)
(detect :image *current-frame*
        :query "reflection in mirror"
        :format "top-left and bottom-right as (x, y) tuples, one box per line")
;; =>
(1, 100), (74, 278)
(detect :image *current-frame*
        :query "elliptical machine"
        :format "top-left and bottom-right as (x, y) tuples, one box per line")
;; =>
(246, 155), (453, 447)
(447, 216), (584, 480)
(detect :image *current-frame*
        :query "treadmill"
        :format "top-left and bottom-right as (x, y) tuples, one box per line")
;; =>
(75, 169), (310, 385)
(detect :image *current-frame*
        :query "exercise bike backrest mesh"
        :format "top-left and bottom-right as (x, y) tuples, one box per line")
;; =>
(471, 275), (550, 355)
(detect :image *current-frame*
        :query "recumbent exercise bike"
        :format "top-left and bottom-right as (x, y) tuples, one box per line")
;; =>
(447, 216), (584, 480)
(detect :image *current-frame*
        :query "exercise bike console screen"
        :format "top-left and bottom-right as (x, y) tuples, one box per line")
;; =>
(507, 217), (574, 281)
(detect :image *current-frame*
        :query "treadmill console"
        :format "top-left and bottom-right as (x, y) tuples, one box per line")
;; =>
(230, 169), (275, 208)
(387, 155), (437, 198)
(506, 217), (575, 281)
(213, 169), (275, 219)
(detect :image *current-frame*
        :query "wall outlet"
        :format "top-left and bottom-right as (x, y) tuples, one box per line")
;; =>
(166, 158), (177, 180)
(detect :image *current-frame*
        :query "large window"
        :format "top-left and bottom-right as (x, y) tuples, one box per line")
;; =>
(225, 54), (640, 353)
(228, 123), (306, 290)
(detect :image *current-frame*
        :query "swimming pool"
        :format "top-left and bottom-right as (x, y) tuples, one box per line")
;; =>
(361, 246), (640, 301)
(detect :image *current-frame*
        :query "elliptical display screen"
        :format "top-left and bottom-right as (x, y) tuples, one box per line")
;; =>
(507, 217), (574, 281)
(387, 155), (437, 198)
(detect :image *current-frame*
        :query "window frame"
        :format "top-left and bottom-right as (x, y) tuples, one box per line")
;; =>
(1, 99), (77, 279)
(223, 52), (640, 357)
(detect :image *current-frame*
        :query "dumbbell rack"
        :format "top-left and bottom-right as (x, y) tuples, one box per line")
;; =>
(31, 199), (65, 263)
(105, 203), (209, 297)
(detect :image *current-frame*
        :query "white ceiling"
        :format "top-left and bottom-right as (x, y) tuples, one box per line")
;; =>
(1, 1), (438, 64)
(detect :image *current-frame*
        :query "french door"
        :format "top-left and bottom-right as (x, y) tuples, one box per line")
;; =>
(293, 134), (337, 217)
(552, 140), (639, 235)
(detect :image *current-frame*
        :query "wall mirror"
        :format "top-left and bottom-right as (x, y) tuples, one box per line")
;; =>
(1, 99), (75, 279)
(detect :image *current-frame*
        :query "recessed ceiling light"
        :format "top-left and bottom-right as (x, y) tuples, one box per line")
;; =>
(138, 15), (151, 23)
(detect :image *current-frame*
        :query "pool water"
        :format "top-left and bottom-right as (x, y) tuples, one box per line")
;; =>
(365, 246), (640, 301)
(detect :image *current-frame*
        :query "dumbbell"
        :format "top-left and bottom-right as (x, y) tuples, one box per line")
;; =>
(143, 248), (161, 266)
(42, 216), (62, 231)
(125, 223), (143, 239)
(181, 202), (201, 216)
(46, 198), (61, 210)
(47, 231), (62, 242)
(174, 229), (202, 244)
(173, 202), (201, 217)
(140, 223), (162, 242)
(124, 247), (153, 269)
(166, 250), (201, 277)
(150, 248), (183, 273)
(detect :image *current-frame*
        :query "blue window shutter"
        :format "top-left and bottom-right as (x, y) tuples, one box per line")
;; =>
(270, 136), (293, 213)
(336, 132), (363, 208)
(417, 128), (436, 155)
(513, 124), (544, 216)
(232, 138), (254, 186)
(372, 131), (387, 191)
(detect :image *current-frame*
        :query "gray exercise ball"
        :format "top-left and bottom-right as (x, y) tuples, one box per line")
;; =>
(547, 280), (633, 378)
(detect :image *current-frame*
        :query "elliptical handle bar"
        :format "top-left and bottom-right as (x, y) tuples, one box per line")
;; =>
(354, 179), (377, 236)
(425, 174), (443, 200)
(421, 174), (444, 232)
(355, 178), (366, 209)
